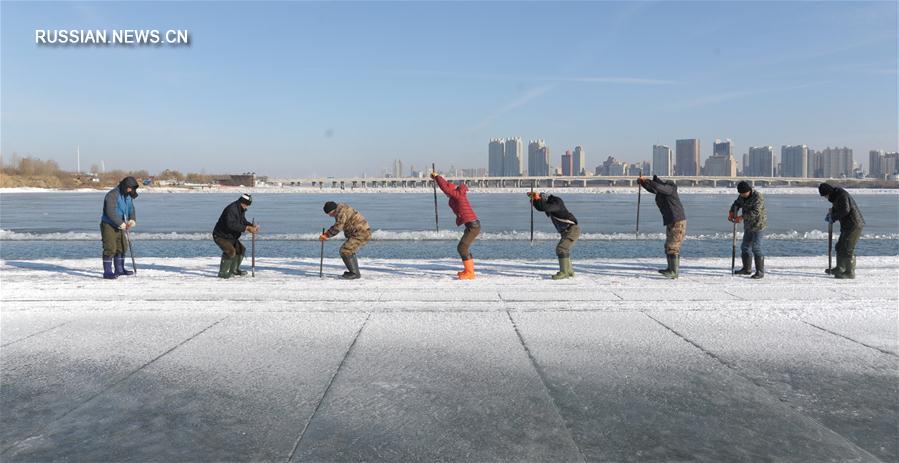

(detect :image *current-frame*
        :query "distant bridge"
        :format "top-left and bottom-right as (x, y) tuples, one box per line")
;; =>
(267, 175), (894, 189)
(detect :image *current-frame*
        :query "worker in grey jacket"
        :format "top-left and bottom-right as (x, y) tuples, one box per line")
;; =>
(99, 176), (139, 279)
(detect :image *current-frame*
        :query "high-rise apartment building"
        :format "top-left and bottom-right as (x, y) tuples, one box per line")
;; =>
(747, 146), (775, 177)
(561, 150), (574, 176)
(652, 144), (673, 176)
(781, 145), (808, 178)
(675, 139), (700, 176)
(488, 139), (505, 176)
(713, 139), (733, 157)
(703, 154), (737, 176)
(528, 140), (550, 176)
(503, 137), (524, 176)
(392, 159), (403, 178)
(819, 147), (853, 178)
(573, 146), (586, 176)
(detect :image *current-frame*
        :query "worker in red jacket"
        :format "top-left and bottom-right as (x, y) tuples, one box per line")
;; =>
(431, 172), (480, 279)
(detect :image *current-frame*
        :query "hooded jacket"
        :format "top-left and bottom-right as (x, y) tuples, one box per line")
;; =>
(100, 178), (137, 227)
(639, 176), (686, 226)
(532, 194), (578, 233)
(828, 187), (865, 232)
(435, 175), (478, 226)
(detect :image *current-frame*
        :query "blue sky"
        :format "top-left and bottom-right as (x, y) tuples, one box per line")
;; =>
(1, 1), (896, 177)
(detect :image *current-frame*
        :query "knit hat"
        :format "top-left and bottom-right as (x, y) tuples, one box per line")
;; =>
(818, 183), (834, 197)
(323, 201), (338, 213)
(737, 181), (751, 193)
(238, 193), (252, 205)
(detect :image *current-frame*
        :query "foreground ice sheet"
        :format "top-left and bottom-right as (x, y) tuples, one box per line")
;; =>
(1, 256), (897, 462)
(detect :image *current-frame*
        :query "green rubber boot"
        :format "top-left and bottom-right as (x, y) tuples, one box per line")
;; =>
(552, 257), (573, 280)
(660, 254), (679, 279)
(231, 254), (246, 276)
(218, 255), (233, 279)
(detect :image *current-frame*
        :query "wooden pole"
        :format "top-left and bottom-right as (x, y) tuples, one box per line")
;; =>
(432, 163), (439, 232)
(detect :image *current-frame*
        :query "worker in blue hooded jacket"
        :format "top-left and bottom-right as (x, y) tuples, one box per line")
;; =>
(100, 176), (139, 279)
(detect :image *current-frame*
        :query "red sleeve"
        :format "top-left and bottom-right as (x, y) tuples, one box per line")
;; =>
(435, 175), (459, 198)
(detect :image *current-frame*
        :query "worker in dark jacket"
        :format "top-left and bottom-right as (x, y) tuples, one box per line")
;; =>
(729, 181), (767, 279)
(212, 194), (259, 278)
(100, 176), (139, 279)
(819, 183), (865, 279)
(638, 175), (686, 279)
(528, 192), (579, 279)
(431, 172), (480, 280)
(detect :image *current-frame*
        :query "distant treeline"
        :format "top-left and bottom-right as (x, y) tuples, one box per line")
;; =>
(0, 154), (212, 189)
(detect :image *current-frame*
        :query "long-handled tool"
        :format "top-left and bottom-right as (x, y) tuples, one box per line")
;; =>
(529, 181), (534, 244)
(319, 227), (325, 278)
(826, 208), (833, 274)
(251, 218), (256, 277)
(635, 169), (642, 239)
(731, 218), (737, 276)
(124, 229), (137, 275)
(432, 163), (439, 232)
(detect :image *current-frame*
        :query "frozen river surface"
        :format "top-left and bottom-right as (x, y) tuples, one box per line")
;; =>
(1, 256), (897, 462)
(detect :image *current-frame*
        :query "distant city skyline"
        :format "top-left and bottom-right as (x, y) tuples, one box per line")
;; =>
(1, 1), (896, 176)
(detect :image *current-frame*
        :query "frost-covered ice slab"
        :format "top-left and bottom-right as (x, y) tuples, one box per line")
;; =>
(0, 312), (221, 451)
(511, 312), (875, 462)
(649, 310), (898, 462)
(612, 287), (738, 301)
(0, 312), (75, 346)
(499, 289), (621, 302)
(795, 308), (899, 355)
(2, 313), (365, 462)
(292, 312), (583, 462)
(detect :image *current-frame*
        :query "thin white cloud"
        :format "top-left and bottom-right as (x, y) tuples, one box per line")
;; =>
(470, 83), (558, 132)
(667, 81), (831, 110)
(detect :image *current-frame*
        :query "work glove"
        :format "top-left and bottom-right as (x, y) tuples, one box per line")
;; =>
(638, 175), (646, 184)
(527, 191), (541, 201)
(734, 216), (743, 223)
(319, 233), (329, 241)
(247, 224), (260, 234)
(825, 212), (832, 224)
(127, 220), (136, 228)
(430, 171), (439, 179)
(118, 222), (127, 230)
(727, 211), (735, 222)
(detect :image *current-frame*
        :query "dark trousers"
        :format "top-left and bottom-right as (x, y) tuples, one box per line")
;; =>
(836, 226), (862, 259)
(100, 222), (127, 257)
(556, 224), (580, 257)
(215, 237), (246, 258)
(457, 220), (480, 260)
(740, 229), (764, 258)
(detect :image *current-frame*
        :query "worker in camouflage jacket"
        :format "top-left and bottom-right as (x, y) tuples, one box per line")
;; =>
(729, 181), (767, 279)
(320, 201), (371, 280)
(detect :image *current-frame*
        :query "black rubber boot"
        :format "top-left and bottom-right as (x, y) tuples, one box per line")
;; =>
(660, 254), (678, 279)
(832, 255), (849, 278)
(835, 256), (856, 279)
(231, 254), (246, 276)
(751, 255), (764, 279)
(341, 254), (360, 280)
(218, 255), (233, 279)
(734, 253), (752, 275)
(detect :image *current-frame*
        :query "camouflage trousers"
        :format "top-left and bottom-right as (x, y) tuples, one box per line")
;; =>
(665, 220), (687, 255)
(340, 229), (371, 257)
